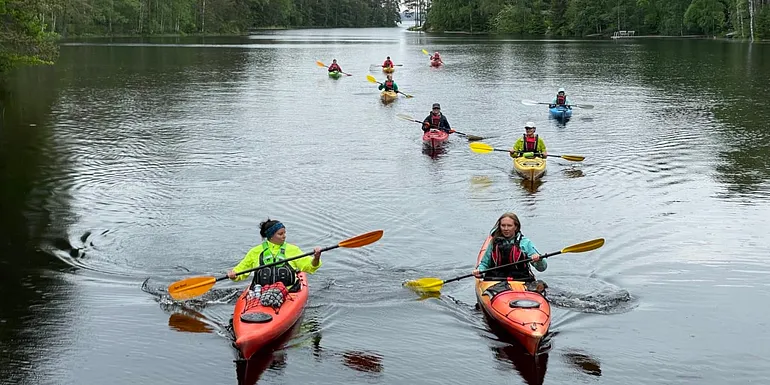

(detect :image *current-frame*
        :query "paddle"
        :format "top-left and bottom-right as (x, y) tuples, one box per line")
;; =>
(521, 99), (594, 109)
(167, 230), (384, 300)
(366, 74), (413, 98)
(404, 238), (605, 293)
(316, 60), (352, 76)
(396, 113), (484, 141)
(469, 142), (585, 162)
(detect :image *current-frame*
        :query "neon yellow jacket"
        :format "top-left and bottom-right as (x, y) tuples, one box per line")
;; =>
(230, 241), (322, 281)
(512, 136), (547, 157)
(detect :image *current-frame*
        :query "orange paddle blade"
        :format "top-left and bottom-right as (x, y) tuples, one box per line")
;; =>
(339, 230), (383, 248)
(168, 276), (216, 301)
(316, 60), (326, 67)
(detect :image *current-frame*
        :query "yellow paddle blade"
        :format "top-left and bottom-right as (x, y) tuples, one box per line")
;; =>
(469, 142), (494, 154)
(397, 113), (416, 121)
(168, 276), (216, 301)
(316, 60), (326, 67)
(366, 74), (378, 83)
(561, 155), (585, 162)
(422, 49), (429, 55)
(339, 230), (384, 248)
(403, 277), (444, 292)
(561, 238), (604, 254)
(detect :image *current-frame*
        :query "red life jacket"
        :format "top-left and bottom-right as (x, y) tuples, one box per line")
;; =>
(556, 94), (566, 105)
(492, 238), (523, 266)
(523, 134), (539, 152)
(329, 63), (341, 71)
(383, 60), (393, 67)
(430, 113), (442, 129)
(384, 80), (394, 90)
(488, 234), (533, 281)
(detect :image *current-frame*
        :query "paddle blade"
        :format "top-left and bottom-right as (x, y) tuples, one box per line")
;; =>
(403, 277), (444, 293)
(316, 60), (326, 68)
(469, 142), (494, 154)
(397, 113), (417, 122)
(168, 276), (216, 301)
(403, 93), (414, 99)
(464, 134), (485, 141)
(339, 230), (384, 248)
(422, 49), (429, 55)
(576, 104), (594, 109)
(561, 238), (604, 254)
(560, 155), (585, 162)
(366, 74), (377, 83)
(521, 99), (539, 106)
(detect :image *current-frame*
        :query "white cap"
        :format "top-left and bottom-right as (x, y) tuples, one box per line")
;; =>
(525, 121), (536, 128)
(558, 87), (565, 93)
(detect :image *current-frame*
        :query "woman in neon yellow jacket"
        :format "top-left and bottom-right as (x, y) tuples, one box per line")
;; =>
(511, 122), (547, 158)
(226, 219), (322, 290)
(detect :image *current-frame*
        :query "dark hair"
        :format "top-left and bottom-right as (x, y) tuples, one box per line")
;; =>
(259, 218), (281, 238)
(491, 212), (521, 238)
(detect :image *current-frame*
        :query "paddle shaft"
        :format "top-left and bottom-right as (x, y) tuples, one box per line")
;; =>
(402, 117), (478, 138)
(220, 244), (338, 282)
(442, 250), (562, 284)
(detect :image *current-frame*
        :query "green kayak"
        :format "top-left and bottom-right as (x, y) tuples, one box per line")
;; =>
(328, 71), (342, 79)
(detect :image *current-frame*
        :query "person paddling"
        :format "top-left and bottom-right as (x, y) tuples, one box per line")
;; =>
(430, 51), (443, 65)
(472, 212), (546, 282)
(511, 122), (547, 158)
(422, 103), (453, 133)
(227, 219), (322, 291)
(382, 56), (395, 69)
(328, 59), (342, 73)
(549, 88), (571, 108)
(378, 74), (398, 93)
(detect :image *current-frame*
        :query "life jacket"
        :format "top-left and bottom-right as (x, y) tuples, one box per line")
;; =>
(255, 241), (297, 289)
(430, 113), (442, 129)
(522, 134), (539, 152)
(556, 94), (566, 105)
(384, 80), (394, 91)
(487, 233), (533, 281)
(383, 60), (393, 68)
(328, 63), (341, 71)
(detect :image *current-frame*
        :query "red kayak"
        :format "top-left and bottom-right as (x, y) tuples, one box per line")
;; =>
(474, 236), (551, 355)
(232, 273), (309, 360)
(422, 129), (449, 150)
(430, 60), (442, 67)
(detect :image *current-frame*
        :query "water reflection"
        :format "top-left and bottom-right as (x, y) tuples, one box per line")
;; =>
(168, 311), (215, 334)
(562, 349), (602, 377)
(342, 350), (384, 373)
(562, 168), (584, 179)
(235, 321), (300, 385)
(492, 344), (549, 385)
(422, 146), (447, 159)
(517, 177), (543, 193)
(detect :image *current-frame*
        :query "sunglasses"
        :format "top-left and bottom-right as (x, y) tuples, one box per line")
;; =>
(525, 127), (536, 130)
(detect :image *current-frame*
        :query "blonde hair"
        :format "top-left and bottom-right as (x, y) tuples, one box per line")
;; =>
(491, 212), (521, 238)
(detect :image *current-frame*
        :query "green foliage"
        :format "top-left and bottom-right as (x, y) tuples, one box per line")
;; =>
(0, 0), (60, 73)
(426, 0), (768, 38)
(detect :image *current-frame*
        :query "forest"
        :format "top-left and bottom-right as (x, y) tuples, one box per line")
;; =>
(416, 0), (770, 38)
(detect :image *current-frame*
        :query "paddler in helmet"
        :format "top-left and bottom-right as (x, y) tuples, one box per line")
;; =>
(549, 87), (571, 108)
(511, 122), (547, 158)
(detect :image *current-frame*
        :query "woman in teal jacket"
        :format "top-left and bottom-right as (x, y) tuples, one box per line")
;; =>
(473, 212), (546, 282)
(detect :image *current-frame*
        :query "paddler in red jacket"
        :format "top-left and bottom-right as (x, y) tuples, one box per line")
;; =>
(382, 57), (394, 68)
(327, 59), (342, 73)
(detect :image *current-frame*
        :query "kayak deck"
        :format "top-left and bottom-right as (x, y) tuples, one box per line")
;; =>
(513, 157), (546, 181)
(382, 67), (395, 73)
(549, 105), (573, 120)
(328, 71), (342, 79)
(380, 90), (398, 102)
(474, 236), (551, 355)
(232, 273), (309, 360)
(422, 129), (449, 150)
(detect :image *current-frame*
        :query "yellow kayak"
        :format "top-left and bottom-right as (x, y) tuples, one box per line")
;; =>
(513, 156), (546, 181)
(382, 67), (395, 73)
(380, 90), (398, 102)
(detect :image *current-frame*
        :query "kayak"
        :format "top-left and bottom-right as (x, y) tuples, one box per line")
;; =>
(232, 273), (309, 360)
(430, 60), (442, 67)
(382, 67), (395, 74)
(328, 71), (342, 79)
(513, 156), (546, 181)
(380, 90), (398, 102)
(422, 129), (449, 150)
(549, 105), (572, 120)
(475, 236), (551, 355)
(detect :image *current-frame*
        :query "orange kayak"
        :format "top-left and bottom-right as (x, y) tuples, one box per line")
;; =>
(382, 66), (395, 73)
(474, 236), (551, 355)
(232, 273), (309, 360)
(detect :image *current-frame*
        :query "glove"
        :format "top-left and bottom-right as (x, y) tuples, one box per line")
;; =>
(422, 126), (429, 132)
(449, 129), (456, 134)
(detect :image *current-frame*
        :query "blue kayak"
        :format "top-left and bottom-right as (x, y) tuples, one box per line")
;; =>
(549, 105), (573, 120)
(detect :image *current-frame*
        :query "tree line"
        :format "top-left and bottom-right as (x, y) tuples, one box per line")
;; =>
(1, 0), (401, 73)
(421, 0), (770, 39)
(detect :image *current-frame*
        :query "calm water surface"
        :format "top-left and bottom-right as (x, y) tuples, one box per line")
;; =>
(2, 28), (770, 385)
